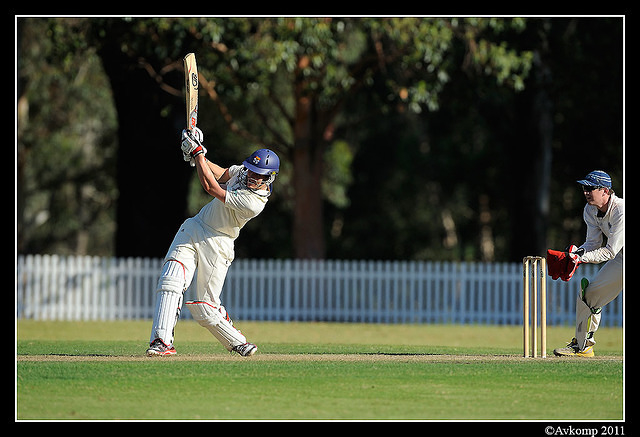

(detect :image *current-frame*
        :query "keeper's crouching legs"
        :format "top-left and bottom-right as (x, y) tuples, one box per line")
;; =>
(575, 285), (601, 352)
(185, 301), (256, 356)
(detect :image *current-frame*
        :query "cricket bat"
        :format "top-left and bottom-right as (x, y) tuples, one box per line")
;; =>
(183, 53), (198, 131)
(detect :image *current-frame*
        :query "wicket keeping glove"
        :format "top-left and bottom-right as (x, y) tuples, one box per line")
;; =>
(566, 244), (585, 263)
(564, 244), (584, 281)
(181, 128), (207, 166)
(546, 245), (584, 282)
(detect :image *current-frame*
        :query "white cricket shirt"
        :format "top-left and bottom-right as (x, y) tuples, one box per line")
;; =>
(195, 165), (268, 239)
(579, 193), (624, 263)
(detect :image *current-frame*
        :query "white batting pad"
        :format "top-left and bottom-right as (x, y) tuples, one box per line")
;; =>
(149, 290), (183, 346)
(185, 301), (247, 351)
(156, 260), (186, 294)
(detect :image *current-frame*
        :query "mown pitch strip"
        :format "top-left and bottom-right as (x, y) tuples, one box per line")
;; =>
(17, 352), (622, 363)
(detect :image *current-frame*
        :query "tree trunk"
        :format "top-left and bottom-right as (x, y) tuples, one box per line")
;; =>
(509, 47), (553, 261)
(98, 39), (191, 257)
(291, 95), (326, 259)
(531, 48), (553, 257)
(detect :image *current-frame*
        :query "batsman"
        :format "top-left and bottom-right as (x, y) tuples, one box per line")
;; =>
(548, 170), (624, 357)
(146, 129), (280, 357)
(146, 53), (280, 357)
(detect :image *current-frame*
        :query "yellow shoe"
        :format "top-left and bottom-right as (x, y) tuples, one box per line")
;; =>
(553, 338), (595, 357)
(577, 346), (595, 357)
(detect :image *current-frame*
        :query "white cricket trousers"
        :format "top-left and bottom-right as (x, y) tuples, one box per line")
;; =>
(164, 216), (235, 306)
(583, 250), (623, 310)
(150, 217), (235, 346)
(577, 250), (623, 349)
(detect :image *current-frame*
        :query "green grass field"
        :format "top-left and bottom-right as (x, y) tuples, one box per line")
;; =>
(16, 320), (624, 421)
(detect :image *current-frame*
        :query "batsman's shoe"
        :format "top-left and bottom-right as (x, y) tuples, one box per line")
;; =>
(232, 342), (257, 357)
(553, 338), (594, 357)
(146, 338), (177, 357)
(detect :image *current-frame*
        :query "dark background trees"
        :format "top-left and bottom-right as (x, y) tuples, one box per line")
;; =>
(16, 17), (623, 262)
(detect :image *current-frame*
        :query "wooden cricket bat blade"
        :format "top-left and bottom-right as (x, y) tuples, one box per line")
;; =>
(183, 53), (198, 131)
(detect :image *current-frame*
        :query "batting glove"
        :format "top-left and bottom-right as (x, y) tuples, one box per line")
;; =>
(181, 128), (207, 166)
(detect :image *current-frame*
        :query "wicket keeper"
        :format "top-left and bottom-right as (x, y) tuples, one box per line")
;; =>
(553, 170), (624, 357)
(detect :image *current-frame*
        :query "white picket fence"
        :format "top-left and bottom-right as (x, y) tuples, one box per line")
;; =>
(15, 254), (623, 326)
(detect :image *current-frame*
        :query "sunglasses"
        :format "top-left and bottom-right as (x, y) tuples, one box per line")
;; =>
(581, 185), (603, 192)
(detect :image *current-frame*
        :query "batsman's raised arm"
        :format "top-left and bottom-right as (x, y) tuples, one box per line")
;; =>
(181, 128), (229, 201)
(194, 154), (228, 201)
(205, 159), (230, 184)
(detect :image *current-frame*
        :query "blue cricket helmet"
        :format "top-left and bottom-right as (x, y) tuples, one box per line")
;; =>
(241, 149), (280, 194)
(243, 149), (280, 177)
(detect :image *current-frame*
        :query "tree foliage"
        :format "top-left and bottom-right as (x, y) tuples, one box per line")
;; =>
(16, 17), (623, 262)
(17, 18), (118, 255)
(181, 17), (535, 258)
